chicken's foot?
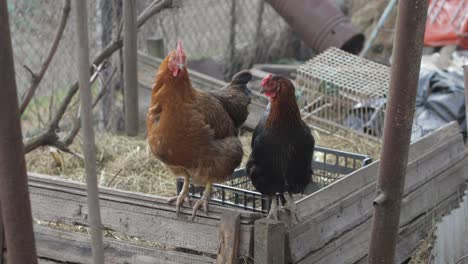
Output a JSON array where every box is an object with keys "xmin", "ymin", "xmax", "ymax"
[
  {"xmin": 191, "ymin": 182, "xmax": 212, "ymax": 221},
  {"xmin": 167, "ymin": 175, "xmax": 191, "ymax": 217},
  {"xmin": 283, "ymin": 193, "xmax": 299, "ymax": 224},
  {"xmin": 266, "ymin": 196, "xmax": 279, "ymax": 221}
]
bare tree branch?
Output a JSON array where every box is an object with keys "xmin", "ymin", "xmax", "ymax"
[
  {"xmin": 20, "ymin": 0, "xmax": 71, "ymax": 115},
  {"xmin": 23, "ymin": 0, "xmax": 173, "ymax": 154}
]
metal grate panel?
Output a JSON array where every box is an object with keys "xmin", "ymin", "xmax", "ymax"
[{"xmin": 296, "ymin": 47, "xmax": 391, "ymax": 139}]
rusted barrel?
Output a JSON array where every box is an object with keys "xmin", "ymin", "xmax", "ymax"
[{"xmin": 267, "ymin": 0, "xmax": 364, "ymax": 54}]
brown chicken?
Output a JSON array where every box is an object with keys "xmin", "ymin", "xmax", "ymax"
[{"xmin": 147, "ymin": 41, "xmax": 252, "ymax": 220}]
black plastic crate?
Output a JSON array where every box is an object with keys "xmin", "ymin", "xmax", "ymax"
[{"xmin": 176, "ymin": 146, "xmax": 372, "ymax": 213}]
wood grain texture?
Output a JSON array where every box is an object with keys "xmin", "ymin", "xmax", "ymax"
[
  {"xmin": 28, "ymin": 173, "xmax": 260, "ymax": 257},
  {"xmin": 296, "ymin": 159, "xmax": 468, "ymax": 264},
  {"xmin": 289, "ymin": 123, "xmax": 466, "ymax": 263},
  {"xmin": 254, "ymin": 218, "xmax": 286, "ymax": 264},
  {"xmin": 34, "ymin": 224, "xmax": 215, "ymax": 264},
  {"xmin": 216, "ymin": 211, "xmax": 240, "ymax": 264}
]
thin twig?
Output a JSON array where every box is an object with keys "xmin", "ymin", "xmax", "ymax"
[
  {"xmin": 106, "ymin": 169, "xmax": 122, "ymax": 187},
  {"xmin": 19, "ymin": 0, "xmax": 71, "ymax": 115}
]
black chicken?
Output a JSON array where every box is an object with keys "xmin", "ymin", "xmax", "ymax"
[{"xmin": 246, "ymin": 74, "xmax": 315, "ymax": 222}]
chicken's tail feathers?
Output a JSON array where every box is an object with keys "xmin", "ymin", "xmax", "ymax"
[{"xmin": 231, "ymin": 70, "xmax": 253, "ymax": 86}]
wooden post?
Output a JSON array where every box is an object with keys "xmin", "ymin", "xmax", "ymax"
[
  {"xmin": 74, "ymin": 1, "xmax": 105, "ymax": 263},
  {"xmin": 0, "ymin": 203, "xmax": 3, "ymax": 264},
  {"xmin": 217, "ymin": 211, "xmax": 241, "ymax": 264},
  {"xmin": 0, "ymin": 1, "xmax": 38, "ymax": 263},
  {"xmin": 123, "ymin": 0, "xmax": 139, "ymax": 136},
  {"xmin": 254, "ymin": 218, "xmax": 285, "ymax": 264}
]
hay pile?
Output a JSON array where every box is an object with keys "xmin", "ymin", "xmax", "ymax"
[
  {"xmin": 26, "ymin": 128, "xmax": 380, "ymax": 198},
  {"xmin": 408, "ymin": 227, "xmax": 435, "ymax": 264},
  {"xmin": 26, "ymin": 133, "xmax": 176, "ymax": 197},
  {"xmin": 26, "ymin": 132, "xmax": 256, "ymax": 198}
]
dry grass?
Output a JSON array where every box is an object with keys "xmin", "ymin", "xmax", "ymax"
[
  {"xmin": 26, "ymin": 132, "xmax": 256, "ymax": 198},
  {"xmin": 26, "ymin": 128, "xmax": 380, "ymax": 199},
  {"xmin": 409, "ymin": 227, "xmax": 436, "ymax": 264},
  {"xmin": 26, "ymin": 132, "xmax": 176, "ymax": 197}
]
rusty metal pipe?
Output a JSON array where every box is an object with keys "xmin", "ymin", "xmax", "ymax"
[
  {"xmin": 266, "ymin": 0, "xmax": 364, "ymax": 54},
  {"xmin": 0, "ymin": 0, "xmax": 38, "ymax": 263},
  {"xmin": 368, "ymin": 1, "xmax": 429, "ymax": 263}
]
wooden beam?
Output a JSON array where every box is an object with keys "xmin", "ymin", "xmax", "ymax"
[
  {"xmin": 254, "ymin": 219, "xmax": 285, "ymax": 264},
  {"xmin": 34, "ymin": 224, "xmax": 215, "ymax": 264},
  {"xmin": 289, "ymin": 128, "xmax": 465, "ymax": 263},
  {"xmin": 292, "ymin": 156, "xmax": 468, "ymax": 264},
  {"xmin": 28, "ymin": 173, "xmax": 260, "ymax": 257},
  {"xmin": 217, "ymin": 211, "xmax": 240, "ymax": 264},
  {"xmin": 123, "ymin": 0, "xmax": 139, "ymax": 136},
  {"xmin": 296, "ymin": 122, "xmax": 461, "ymax": 220}
]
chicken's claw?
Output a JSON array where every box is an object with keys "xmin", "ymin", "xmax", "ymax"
[
  {"xmin": 283, "ymin": 193, "xmax": 300, "ymax": 224},
  {"xmin": 266, "ymin": 196, "xmax": 279, "ymax": 221},
  {"xmin": 191, "ymin": 199, "xmax": 209, "ymax": 221},
  {"xmin": 266, "ymin": 207, "xmax": 279, "ymax": 221},
  {"xmin": 167, "ymin": 193, "xmax": 191, "ymax": 217}
]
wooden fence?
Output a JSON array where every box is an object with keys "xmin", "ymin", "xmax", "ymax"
[{"xmin": 288, "ymin": 122, "xmax": 467, "ymax": 263}]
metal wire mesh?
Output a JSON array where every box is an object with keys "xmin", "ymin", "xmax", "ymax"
[
  {"xmin": 136, "ymin": 0, "xmax": 297, "ymax": 80},
  {"xmin": 9, "ymin": 0, "xmax": 303, "ymax": 136},
  {"xmin": 296, "ymin": 47, "xmax": 391, "ymax": 140}
]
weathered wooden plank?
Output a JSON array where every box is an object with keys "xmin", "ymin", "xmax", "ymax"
[
  {"xmin": 395, "ymin": 192, "xmax": 464, "ymax": 263},
  {"xmin": 290, "ymin": 134, "xmax": 465, "ymax": 262},
  {"xmin": 216, "ymin": 211, "xmax": 240, "ymax": 264},
  {"xmin": 294, "ymin": 157, "xmax": 468, "ymax": 264},
  {"xmin": 28, "ymin": 173, "xmax": 259, "ymax": 257},
  {"xmin": 34, "ymin": 224, "xmax": 215, "ymax": 264},
  {"xmin": 296, "ymin": 122, "xmax": 461, "ymax": 220},
  {"xmin": 254, "ymin": 219, "xmax": 285, "ymax": 264}
]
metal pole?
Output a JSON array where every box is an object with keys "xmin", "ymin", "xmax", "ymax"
[
  {"xmin": 0, "ymin": 0, "xmax": 38, "ymax": 262},
  {"xmin": 368, "ymin": 1, "xmax": 429, "ymax": 263},
  {"xmin": 74, "ymin": 1, "xmax": 105, "ymax": 263},
  {"xmin": 360, "ymin": 0, "xmax": 398, "ymax": 58},
  {"xmin": 464, "ymin": 65, "xmax": 468, "ymax": 135},
  {"xmin": 123, "ymin": 0, "xmax": 139, "ymax": 136}
]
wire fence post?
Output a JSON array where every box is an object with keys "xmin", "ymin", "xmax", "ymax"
[
  {"xmin": 464, "ymin": 65, "xmax": 468, "ymax": 139},
  {"xmin": 368, "ymin": 1, "xmax": 429, "ymax": 263},
  {"xmin": 74, "ymin": 1, "xmax": 105, "ymax": 263},
  {"xmin": 123, "ymin": 0, "xmax": 139, "ymax": 136},
  {"xmin": 0, "ymin": 0, "xmax": 38, "ymax": 262}
]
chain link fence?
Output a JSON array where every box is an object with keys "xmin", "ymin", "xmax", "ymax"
[{"xmin": 8, "ymin": 0, "xmax": 312, "ymax": 136}]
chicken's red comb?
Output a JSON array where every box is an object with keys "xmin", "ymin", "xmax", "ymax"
[
  {"xmin": 176, "ymin": 40, "xmax": 184, "ymax": 56},
  {"xmin": 261, "ymin": 74, "xmax": 273, "ymax": 87}
]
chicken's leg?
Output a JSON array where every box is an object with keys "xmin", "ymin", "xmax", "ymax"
[
  {"xmin": 283, "ymin": 193, "xmax": 299, "ymax": 224},
  {"xmin": 167, "ymin": 175, "xmax": 191, "ymax": 216},
  {"xmin": 266, "ymin": 196, "xmax": 279, "ymax": 220},
  {"xmin": 191, "ymin": 181, "xmax": 212, "ymax": 221}
]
